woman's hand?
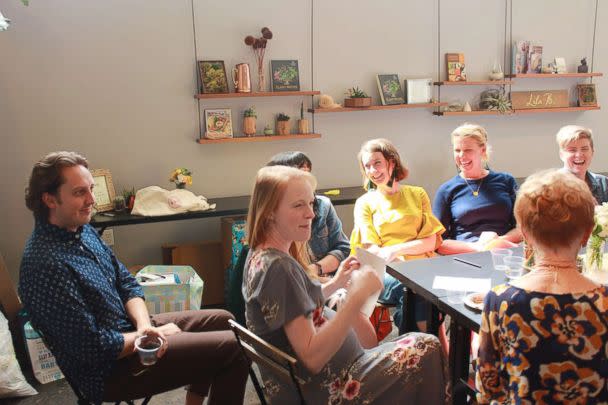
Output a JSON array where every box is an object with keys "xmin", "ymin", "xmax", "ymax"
[
  {"xmin": 368, "ymin": 245, "xmax": 399, "ymax": 263},
  {"xmin": 348, "ymin": 265, "xmax": 383, "ymax": 306},
  {"xmin": 333, "ymin": 256, "xmax": 360, "ymax": 288}
]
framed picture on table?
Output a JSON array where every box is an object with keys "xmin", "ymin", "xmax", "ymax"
[{"xmin": 91, "ymin": 169, "xmax": 116, "ymax": 212}]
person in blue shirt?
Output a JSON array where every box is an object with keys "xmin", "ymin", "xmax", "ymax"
[
  {"xmin": 433, "ymin": 123, "xmax": 521, "ymax": 254},
  {"xmin": 556, "ymin": 124, "xmax": 608, "ymax": 204},
  {"xmin": 18, "ymin": 151, "xmax": 248, "ymax": 405},
  {"xmin": 267, "ymin": 151, "xmax": 350, "ymax": 277}
]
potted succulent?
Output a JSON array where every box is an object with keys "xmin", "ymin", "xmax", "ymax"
[
  {"xmin": 297, "ymin": 102, "xmax": 309, "ymax": 134},
  {"xmin": 479, "ymin": 89, "xmax": 512, "ymax": 114},
  {"xmin": 276, "ymin": 113, "xmax": 290, "ymax": 135},
  {"xmin": 344, "ymin": 86, "xmax": 372, "ymax": 108},
  {"xmin": 122, "ymin": 187, "xmax": 136, "ymax": 212},
  {"xmin": 263, "ymin": 124, "xmax": 273, "ymax": 135},
  {"xmin": 243, "ymin": 106, "xmax": 256, "ymax": 136}
]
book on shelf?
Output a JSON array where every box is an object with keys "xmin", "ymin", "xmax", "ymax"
[
  {"xmin": 405, "ymin": 78, "xmax": 432, "ymax": 104},
  {"xmin": 270, "ymin": 60, "xmax": 300, "ymax": 92},
  {"xmin": 446, "ymin": 53, "xmax": 466, "ymax": 82},
  {"xmin": 527, "ymin": 45, "xmax": 543, "ymax": 74},
  {"xmin": 512, "ymin": 41, "xmax": 530, "ymax": 74},
  {"xmin": 376, "ymin": 74, "xmax": 404, "ymax": 105},
  {"xmin": 204, "ymin": 108, "xmax": 233, "ymax": 139}
]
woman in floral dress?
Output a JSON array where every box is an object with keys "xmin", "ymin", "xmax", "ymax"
[
  {"xmin": 243, "ymin": 165, "xmax": 449, "ymax": 404},
  {"xmin": 476, "ymin": 169, "xmax": 608, "ymax": 403}
]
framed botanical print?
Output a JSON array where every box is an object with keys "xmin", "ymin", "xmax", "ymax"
[
  {"xmin": 204, "ymin": 108, "xmax": 233, "ymax": 139},
  {"xmin": 577, "ymin": 84, "xmax": 597, "ymax": 107},
  {"xmin": 198, "ymin": 60, "xmax": 229, "ymax": 94},
  {"xmin": 90, "ymin": 169, "xmax": 116, "ymax": 212}
]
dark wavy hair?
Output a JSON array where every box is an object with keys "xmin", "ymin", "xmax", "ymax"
[
  {"xmin": 357, "ymin": 138, "xmax": 409, "ymax": 190},
  {"xmin": 266, "ymin": 151, "xmax": 312, "ymax": 171},
  {"xmin": 25, "ymin": 151, "xmax": 89, "ymax": 220}
]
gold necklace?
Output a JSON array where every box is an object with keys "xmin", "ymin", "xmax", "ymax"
[{"xmin": 462, "ymin": 176, "xmax": 484, "ymax": 197}]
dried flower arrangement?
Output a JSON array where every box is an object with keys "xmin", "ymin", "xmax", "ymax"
[{"xmin": 244, "ymin": 27, "xmax": 273, "ymax": 91}]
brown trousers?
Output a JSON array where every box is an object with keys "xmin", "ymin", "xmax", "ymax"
[{"xmin": 103, "ymin": 309, "xmax": 249, "ymax": 405}]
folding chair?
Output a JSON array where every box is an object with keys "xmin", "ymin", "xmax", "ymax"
[
  {"xmin": 29, "ymin": 320, "xmax": 152, "ymax": 405},
  {"xmin": 228, "ymin": 319, "xmax": 306, "ymax": 405}
]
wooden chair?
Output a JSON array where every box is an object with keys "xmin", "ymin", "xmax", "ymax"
[{"xmin": 228, "ymin": 319, "xmax": 306, "ymax": 405}]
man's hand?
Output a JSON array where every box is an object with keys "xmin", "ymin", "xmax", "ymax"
[{"xmin": 136, "ymin": 323, "xmax": 181, "ymax": 358}]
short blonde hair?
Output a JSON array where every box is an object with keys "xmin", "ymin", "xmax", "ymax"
[
  {"xmin": 247, "ymin": 165, "xmax": 316, "ymax": 271},
  {"xmin": 555, "ymin": 125, "xmax": 594, "ymax": 151},
  {"xmin": 358, "ymin": 138, "xmax": 409, "ymax": 190},
  {"xmin": 451, "ymin": 123, "xmax": 492, "ymax": 162},
  {"xmin": 514, "ymin": 169, "xmax": 595, "ymax": 248}
]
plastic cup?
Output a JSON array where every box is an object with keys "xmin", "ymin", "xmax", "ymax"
[
  {"xmin": 490, "ymin": 248, "xmax": 513, "ymax": 271},
  {"xmin": 504, "ymin": 256, "xmax": 526, "ymax": 279},
  {"xmin": 446, "ymin": 290, "xmax": 467, "ymax": 304},
  {"xmin": 134, "ymin": 335, "xmax": 163, "ymax": 366}
]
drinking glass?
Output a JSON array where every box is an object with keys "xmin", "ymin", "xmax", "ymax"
[
  {"xmin": 490, "ymin": 248, "xmax": 513, "ymax": 271},
  {"xmin": 504, "ymin": 256, "xmax": 526, "ymax": 279}
]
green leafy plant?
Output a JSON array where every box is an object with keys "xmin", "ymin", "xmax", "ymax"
[
  {"xmin": 479, "ymin": 89, "xmax": 512, "ymax": 114},
  {"xmin": 277, "ymin": 113, "xmax": 290, "ymax": 121},
  {"xmin": 244, "ymin": 106, "xmax": 257, "ymax": 118},
  {"xmin": 122, "ymin": 187, "xmax": 136, "ymax": 200},
  {"xmin": 346, "ymin": 87, "xmax": 369, "ymax": 98}
]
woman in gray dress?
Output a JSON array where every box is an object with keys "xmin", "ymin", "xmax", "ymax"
[{"xmin": 243, "ymin": 165, "xmax": 449, "ymax": 404}]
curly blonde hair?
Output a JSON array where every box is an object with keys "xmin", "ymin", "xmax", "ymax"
[
  {"xmin": 451, "ymin": 123, "xmax": 492, "ymax": 163},
  {"xmin": 514, "ymin": 169, "xmax": 595, "ymax": 248},
  {"xmin": 357, "ymin": 138, "xmax": 409, "ymax": 190}
]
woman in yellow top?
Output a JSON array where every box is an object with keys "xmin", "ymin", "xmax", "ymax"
[{"xmin": 351, "ymin": 138, "xmax": 445, "ymax": 329}]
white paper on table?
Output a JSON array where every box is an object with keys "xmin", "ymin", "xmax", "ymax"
[
  {"xmin": 355, "ymin": 247, "xmax": 386, "ymax": 317},
  {"xmin": 432, "ymin": 276, "xmax": 491, "ymax": 292}
]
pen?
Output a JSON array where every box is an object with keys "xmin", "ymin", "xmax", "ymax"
[{"xmin": 453, "ymin": 257, "xmax": 482, "ymax": 268}]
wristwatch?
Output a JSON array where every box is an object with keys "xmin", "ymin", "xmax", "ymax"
[{"xmin": 313, "ymin": 262, "xmax": 323, "ymax": 276}]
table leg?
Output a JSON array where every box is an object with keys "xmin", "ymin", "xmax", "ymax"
[
  {"xmin": 426, "ymin": 304, "xmax": 440, "ymax": 336},
  {"xmin": 449, "ymin": 319, "xmax": 472, "ymax": 405},
  {"xmin": 400, "ymin": 287, "xmax": 416, "ymax": 334}
]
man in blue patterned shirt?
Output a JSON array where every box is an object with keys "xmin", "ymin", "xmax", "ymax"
[{"xmin": 19, "ymin": 151, "xmax": 248, "ymax": 405}]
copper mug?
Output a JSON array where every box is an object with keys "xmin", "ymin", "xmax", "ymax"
[{"xmin": 232, "ymin": 63, "xmax": 251, "ymax": 93}]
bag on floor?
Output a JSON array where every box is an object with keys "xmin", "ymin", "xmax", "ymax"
[{"xmin": 369, "ymin": 305, "xmax": 392, "ymax": 342}]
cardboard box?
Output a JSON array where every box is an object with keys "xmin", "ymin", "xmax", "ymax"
[{"xmin": 162, "ymin": 241, "xmax": 224, "ymax": 305}]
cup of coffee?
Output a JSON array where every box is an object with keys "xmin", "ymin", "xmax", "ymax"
[{"xmin": 134, "ymin": 335, "xmax": 163, "ymax": 366}]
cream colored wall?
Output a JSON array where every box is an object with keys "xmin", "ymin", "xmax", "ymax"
[{"xmin": 0, "ymin": 0, "xmax": 605, "ymax": 283}]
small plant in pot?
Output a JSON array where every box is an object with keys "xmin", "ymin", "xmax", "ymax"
[
  {"xmin": 344, "ymin": 86, "xmax": 372, "ymax": 108},
  {"xmin": 276, "ymin": 113, "xmax": 290, "ymax": 135},
  {"xmin": 243, "ymin": 106, "xmax": 257, "ymax": 136},
  {"xmin": 479, "ymin": 88, "xmax": 512, "ymax": 114},
  {"xmin": 298, "ymin": 102, "xmax": 309, "ymax": 134}
]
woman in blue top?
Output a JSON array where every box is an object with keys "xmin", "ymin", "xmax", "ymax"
[{"xmin": 432, "ymin": 123, "xmax": 521, "ymax": 254}]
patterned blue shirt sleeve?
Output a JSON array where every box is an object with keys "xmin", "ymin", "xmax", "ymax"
[
  {"xmin": 20, "ymin": 258, "xmax": 124, "ymax": 373},
  {"xmin": 324, "ymin": 202, "xmax": 350, "ymax": 262}
]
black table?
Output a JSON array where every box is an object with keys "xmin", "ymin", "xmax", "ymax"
[
  {"xmin": 91, "ymin": 186, "xmax": 364, "ymax": 232},
  {"xmin": 387, "ymin": 250, "xmax": 520, "ymax": 405}
]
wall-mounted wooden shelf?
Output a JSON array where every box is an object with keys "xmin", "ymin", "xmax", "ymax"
[
  {"xmin": 514, "ymin": 106, "xmax": 600, "ymax": 114},
  {"xmin": 434, "ymin": 110, "xmax": 506, "ymax": 116},
  {"xmin": 309, "ymin": 102, "xmax": 447, "ymax": 113},
  {"xmin": 434, "ymin": 80, "xmax": 513, "ymax": 86},
  {"xmin": 506, "ymin": 73, "xmax": 603, "ymax": 78},
  {"xmin": 197, "ymin": 133, "xmax": 321, "ymax": 144},
  {"xmin": 195, "ymin": 91, "xmax": 320, "ymax": 99},
  {"xmin": 434, "ymin": 105, "xmax": 600, "ymax": 116}
]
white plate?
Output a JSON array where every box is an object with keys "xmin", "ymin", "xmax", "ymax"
[{"xmin": 463, "ymin": 292, "xmax": 486, "ymax": 311}]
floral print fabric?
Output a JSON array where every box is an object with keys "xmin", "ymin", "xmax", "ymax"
[
  {"xmin": 476, "ymin": 284, "xmax": 608, "ymax": 404},
  {"xmin": 243, "ymin": 248, "xmax": 449, "ymax": 404}
]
